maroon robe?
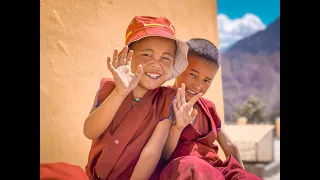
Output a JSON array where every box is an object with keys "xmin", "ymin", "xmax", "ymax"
[
  {"xmin": 86, "ymin": 78, "xmax": 176, "ymax": 180},
  {"xmin": 151, "ymin": 98, "xmax": 262, "ymax": 180},
  {"xmin": 40, "ymin": 162, "xmax": 89, "ymax": 180}
]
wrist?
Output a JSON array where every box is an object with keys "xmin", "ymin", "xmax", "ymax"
[
  {"xmin": 172, "ymin": 123, "xmax": 184, "ymax": 134},
  {"xmin": 111, "ymin": 89, "xmax": 128, "ymax": 100}
]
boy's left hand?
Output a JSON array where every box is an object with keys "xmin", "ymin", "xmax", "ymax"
[
  {"xmin": 172, "ymin": 83, "xmax": 202, "ymax": 130},
  {"xmin": 107, "ymin": 46, "xmax": 143, "ymax": 97}
]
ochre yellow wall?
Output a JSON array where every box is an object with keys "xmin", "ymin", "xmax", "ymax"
[{"xmin": 40, "ymin": 0, "xmax": 224, "ymax": 168}]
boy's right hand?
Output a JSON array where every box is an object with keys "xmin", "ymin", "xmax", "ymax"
[
  {"xmin": 172, "ymin": 83, "xmax": 202, "ymax": 131},
  {"xmin": 107, "ymin": 46, "xmax": 144, "ymax": 97}
]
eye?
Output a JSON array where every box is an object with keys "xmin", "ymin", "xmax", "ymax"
[
  {"xmin": 204, "ymin": 79, "xmax": 211, "ymax": 84},
  {"xmin": 189, "ymin": 73, "xmax": 196, "ymax": 77},
  {"xmin": 161, "ymin": 56, "xmax": 172, "ymax": 61},
  {"xmin": 142, "ymin": 53, "xmax": 152, "ymax": 57}
]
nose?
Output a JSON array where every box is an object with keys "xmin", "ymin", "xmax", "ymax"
[
  {"xmin": 149, "ymin": 57, "xmax": 162, "ymax": 68},
  {"xmin": 194, "ymin": 81, "xmax": 202, "ymax": 91},
  {"xmin": 150, "ymin": 63, "xmax": 161, "ymax": 68},
  {"xmin": 193, "ymin": 80, "xmax": 203, "ymax": 91}
]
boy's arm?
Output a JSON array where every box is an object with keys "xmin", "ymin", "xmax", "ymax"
[
  {"xmin": 161, "ymin": 122, "xmax": 183, "ymax": 160},
  {"xmin": 83, "ymin": 89, "xmax": 127, "ymax": 140},
  {"xmin": 83, "ymin": 47, "xmax": 143, "ymax": 140},
  {"xmin": 217, "ymin": 128, "xmax": 245, "ymax": 168},
  {"xmin": 162, "ymin": 84, "xmax": 201, "ymax": 160},
  {"xmin": 130, "ymin": 119, "xmax": 172, "ymax": 180}
]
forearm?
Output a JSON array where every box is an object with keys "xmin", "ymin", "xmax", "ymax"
[
  {"xmin": 231, "ymin": 146, "xmax": 244, "ymax": 168},
  {"xmin": 217, "ymin": 129, "xmax": 245, "ymax": 168},
  {"xmin": 130, "ymin": 149, "xmax": 161, "ymax": 180},
  {"xmin": 223, "ymin": 144, "xmax": 244, "ymax": 168},
  {"xmin": 83, "ymin": 90, "xmax": 127, "ymax": 140},
  {"xmin": 162, "ymin": 124, "xmax": 183, "ymax": 160},
  {"xmin": 130, "ymin": 119, "xmax": 172, "ymax": 180}
]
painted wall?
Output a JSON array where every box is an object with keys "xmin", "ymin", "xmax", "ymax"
[{"xmin": 40, "ymin": 0, "xmax": 224, "ymax": 168}]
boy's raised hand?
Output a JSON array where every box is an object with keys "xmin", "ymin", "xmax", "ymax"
[
  {"xmin": 107, "ymin": 46, "xmax": 144, "ymax": 96},
  {"xmin": 172, "ymin": 83, "xmax": 202, "ymax": 130}
]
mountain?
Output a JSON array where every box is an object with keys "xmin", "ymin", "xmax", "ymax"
[{"xmin": 221, "ymin": 17, "xmax": 280, "ymax": 122}]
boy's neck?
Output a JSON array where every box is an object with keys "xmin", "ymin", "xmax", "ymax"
[{"xmin": 132, "ymin": 85, "xmax": 149, "ymax": 100}]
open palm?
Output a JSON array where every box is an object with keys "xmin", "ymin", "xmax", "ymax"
[
  {"xmin": 107, "ymin": 46, "xmax": 143, "ymax": 96},
  {"xmin": 172, "ymin": 83, "xmax": 202, "ymax": 130}
]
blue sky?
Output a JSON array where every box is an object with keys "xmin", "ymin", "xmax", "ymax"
[
  {"xmin": 216, "ymin": 0, "xmax": 279, "ymax": 51},
  {"xmin": 217, "ymin": 0, "xmax": 280, "ymax": 25}
]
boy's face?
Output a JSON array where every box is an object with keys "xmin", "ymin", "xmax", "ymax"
[
  {"xmin": 130, "ymin": 36, "xmax": 176, "ymax": 90},
  {"xmin": 175, "ymin": 55, "xmax": 219, "ymax": 102}
]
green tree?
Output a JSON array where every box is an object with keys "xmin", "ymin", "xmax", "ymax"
[{"xmin": 231, "ymin": 95, "xmax": 267, "ymax": 124}]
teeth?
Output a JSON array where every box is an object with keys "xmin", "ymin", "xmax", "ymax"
[
  {"xmin": 187, "ymin": 90, "xmax": 197, "ymax": 95},
  {"xmin": 146, "ymin": 73, "xmax": 161, "ymax": 79}
]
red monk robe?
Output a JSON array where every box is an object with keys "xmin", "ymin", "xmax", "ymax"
[
  {"xmin": 40, "ymin": 162, "xmax": 89, "ymax": 180},
  {"xmin": 151, "ymin": 98, "xmax": 262, "ymax": 180},
  {"xmin": 86, "ymin": 78, "xmax": 176, "ymax": 180}
]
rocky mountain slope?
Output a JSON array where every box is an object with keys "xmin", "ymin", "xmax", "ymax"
[{"xmin": 221, "ymin": 17, "xmax": 280, "ymax": 122}]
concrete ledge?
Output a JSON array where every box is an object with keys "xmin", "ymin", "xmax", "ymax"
[
  {"xmin": 264, "ymin": 161, "xmax": 280, "ymax": 177},
  {"xmin": 244, "ymin": 163, "xmax": 265, "ymax": 178},
  {"xmin": 244, "ymin": 161, "xmax": 280, "ymax": 178}
]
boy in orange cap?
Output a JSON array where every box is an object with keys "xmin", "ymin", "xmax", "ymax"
[
  {"xmin": 40, "ymin": 15, "xmax": 201, "ymax": 180},
  {"xmin": 83, "ymin": 15, "xmax": 199, "ymax": 180}
]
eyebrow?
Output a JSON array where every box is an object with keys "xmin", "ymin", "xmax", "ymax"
[
  {"xmin": 190, "ymin": 69, "xmax": 200, "ymax": 73},
  {"xmin": 190, "ymin": 69, "xmax": 212, "ymax": 81},
  {"xmin": 140, "ymin": 49, "xmax": 174, "ymax": 58}
]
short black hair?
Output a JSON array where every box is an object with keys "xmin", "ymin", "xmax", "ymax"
[{"xmin": 186, "ymin": 38, "xmax": 220, "ymax": 65}]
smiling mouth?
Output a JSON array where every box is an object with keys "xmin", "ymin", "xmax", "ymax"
[
  {"xmin": 186, "ymin": 89, "xmax": 198, "ymax": 95},
  {"xmin": 145, "ymin": 72, "xmax": 161, "ymax": 79}
]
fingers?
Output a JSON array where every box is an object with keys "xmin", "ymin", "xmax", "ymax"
[
  {"xmin": 112, "ymin": 49, "xmax": 119, "ymax": 68},
  {"xmin": 175, "ymin": 88, "xmax": 182, "ymax": 110},
  {"xmin": 187, "ymin": 93, "xmax": 202, "ymax": 108},
  {"xmin": 173, "ymin": 98, "xmax": 178, "ymax": 114},
  {"xmin": 191, "ymin": 109, "xmax": 198, "ymax": 119},
  {"xmin": 111, "ymin": 47, "xmax": 132, "ymax": 68},
  {"xmin": 118, "ymin": 46, "xmax": 129, "ymax": 66},
  {"xmin": 134, "ymin": 64, "xmax": 144, "ymax": 79},
  {"xmin": 180, "ymin": 83, "xmax": 186, "ymax": 105},
  {"xmin": 186, "ymin": 109, "xmax": 198, "ymax": 124},
  {"xmin": 107, "ymin": 57, "xmax": 116, "ymax": 75},
  {"xmin": 126, "ymin": 50, "xmax": 134, "ymax": 67}
]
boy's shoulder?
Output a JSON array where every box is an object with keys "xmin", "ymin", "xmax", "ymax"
[
  {"xmin": 199, "ymin": 97, "xmax": 216, "ymax": 109},
  {"xmin": 99, "ymin": 78, "xmax": 115, "ymax": 87},
  {"xmin": 199, "ymin": 97, "xmax": 221, "ymax": 128},
  {"xmin": 158, "ymin": 85, "xmax": 176, "ymax": 98}
]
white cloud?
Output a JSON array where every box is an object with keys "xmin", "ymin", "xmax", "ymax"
[{"xmin": 218, "ymin": 13, "xmax": 266, "ymax": 50}]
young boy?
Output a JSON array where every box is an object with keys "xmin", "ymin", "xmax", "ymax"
[
  {"xmin": 82, "ymin": 16, "xmax": 203, "ymax": 180},
  {"xmin": 40, "ymin": 16, "xmax": 201, "ymax": 180},
  {"xmin": 152, "ymin": 38, "xmax": 262, "ymax": 180}
]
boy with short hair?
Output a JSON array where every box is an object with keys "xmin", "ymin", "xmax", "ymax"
[{"xmin": 154, "ymin": 38, "xmax": 262, "ymax": 180}]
